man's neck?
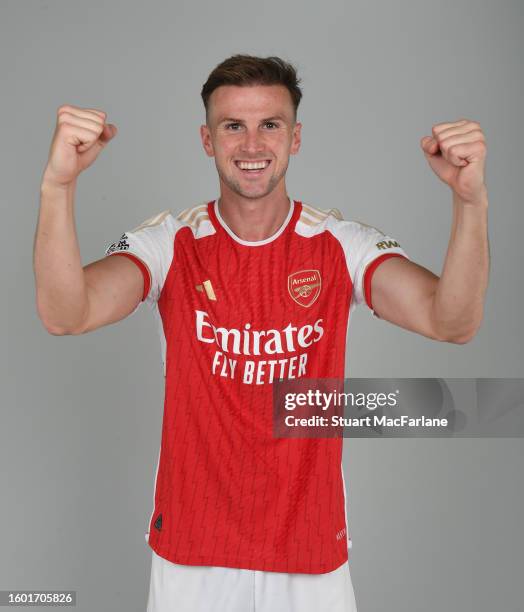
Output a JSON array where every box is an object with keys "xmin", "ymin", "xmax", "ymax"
[{"xmin": 216, "ymin": 190, "xmax": 292, "ymax": 242}]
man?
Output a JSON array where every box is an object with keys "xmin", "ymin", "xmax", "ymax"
[{"xmin": 33, "ymin": 54, "xmax": 489, "ymax": 612}]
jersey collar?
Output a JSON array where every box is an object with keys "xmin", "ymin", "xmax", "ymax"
[{"xmin": 209, "ymin": 197, "xmax": 298, "ymax": 247}]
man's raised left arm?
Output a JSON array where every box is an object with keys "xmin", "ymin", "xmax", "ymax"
[{"xmin": 368, "ymin": 118, "xmax": 489, "ymax": 344}]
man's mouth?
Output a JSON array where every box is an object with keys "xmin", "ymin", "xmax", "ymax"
[{"xmin": 234, "ymin": 159, "xmax": 272, "ymax": 175}]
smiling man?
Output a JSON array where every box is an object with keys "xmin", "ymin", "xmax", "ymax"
[
  {"xmin": 201, "ymin": 80, "xmax": 299, "ymax": 225},
  {"xmin": 34, "ymin": 54, "xmax": 490, "ymax": 612}
]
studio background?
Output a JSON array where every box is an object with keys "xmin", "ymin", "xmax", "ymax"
[{"xmin": 2, "ymin": 0, "xmax": 523, "ymax": 610}]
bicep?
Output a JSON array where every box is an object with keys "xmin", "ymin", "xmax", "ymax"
[
  {"xmin": 367, "ymin": 256, "xmax": 444, "ymax": 341},
  {"xmin": 72, "ymin": 254, "xmax": 149, "ymax": 334}
]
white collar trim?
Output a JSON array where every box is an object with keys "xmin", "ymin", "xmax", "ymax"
[{"xmin": 213, "ymin": 198, "xmax": 294, "ymax": 246}]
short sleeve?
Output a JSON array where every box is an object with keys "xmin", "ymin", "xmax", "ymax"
[
  {"xmin": 104, "ymin": 210, "xmax": 177, "ymax": 310},
  {"xmin": 334, "ymin": 220, "xmax": 410, "ymax": 317}
]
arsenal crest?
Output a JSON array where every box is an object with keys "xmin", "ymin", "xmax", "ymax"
[{"xmin": 288, "ymin": 269, "xmax": 322, "ymax": 308}]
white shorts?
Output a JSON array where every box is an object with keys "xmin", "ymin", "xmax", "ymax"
[{"xmin": 146, "ymin": 550, "xmax": 357, "ymax": 612}]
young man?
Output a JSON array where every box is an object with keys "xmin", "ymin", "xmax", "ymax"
[{"xmin": 33, "ymin": 54, "xmax": 489, "ymax": 612}]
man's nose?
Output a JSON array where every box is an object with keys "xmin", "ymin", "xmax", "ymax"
[{"xmin": 240, "ymin": 129, "xmax": 265, "ymax": 155}]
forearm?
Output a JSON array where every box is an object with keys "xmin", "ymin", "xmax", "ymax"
[
  {"xmin": 432, "ymin": 188, "xmax": 490, "ymax": 342},
  {"xmin": 33, "ymin": 178, "xmax": 89, "ymax": 333}
]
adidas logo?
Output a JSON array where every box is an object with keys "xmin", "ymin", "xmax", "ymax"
[{"xmin": 195, "ymin": 279, "xmax": 217, "ymax": 301}]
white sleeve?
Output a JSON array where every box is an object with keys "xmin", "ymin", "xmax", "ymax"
[
  {"xmin": 104, "ymin": 210, "xmax": 178, "ymax": 310},
  {"xmin": 331, "ymin": 220, "xmax": 410, "ymax": 315}
]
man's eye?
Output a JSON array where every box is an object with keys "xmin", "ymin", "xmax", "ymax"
[{"xmin": 224, "ymin": 122, "xmax": 279, "ymax": 130}]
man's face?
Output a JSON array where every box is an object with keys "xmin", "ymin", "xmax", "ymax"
[{"xmin": 200, "ymin": 84, "xmax": 302, "ymax": 200}]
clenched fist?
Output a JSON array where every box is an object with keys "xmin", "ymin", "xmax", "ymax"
[
  {"xmin": 42, "ymin": 104, "xmax": 117, "ymax": 188},
  {"xmin": 420, "ymin": 118, "xmax": 487, "ymax": 204}
]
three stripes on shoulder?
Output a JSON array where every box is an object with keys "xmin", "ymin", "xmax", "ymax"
[{"xmin": 300, "ymin": 202, "xmax": 344, "ymax": 225}]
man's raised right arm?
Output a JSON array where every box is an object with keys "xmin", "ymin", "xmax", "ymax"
[{"xmin": 33, "ymin": 105, "xmax": 144, "ymax": 335}]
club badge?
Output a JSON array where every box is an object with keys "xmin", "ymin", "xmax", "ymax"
[{"xmin": 288, "ymin": 269, "xmax": 322, "ymax": 308}]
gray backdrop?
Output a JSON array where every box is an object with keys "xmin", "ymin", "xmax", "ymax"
[{"xmin": 2, "ymin": 0, "xmax": 523, "ymax": 610}]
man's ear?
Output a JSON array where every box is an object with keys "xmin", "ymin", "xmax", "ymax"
[
  {"xmin": 200, "ymin": 124, "xmax": 215, "ymax": 157},
  {"xmin": 290, "ymin": 121, "xmax": 302, "ymax": 155}
]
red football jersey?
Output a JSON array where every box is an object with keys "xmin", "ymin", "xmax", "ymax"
[{"xmin": 104, "ymin": 198, "xmax": 409, "ymax": 573}]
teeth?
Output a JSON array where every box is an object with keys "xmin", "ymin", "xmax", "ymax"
[{"xmin": 236, "ymin": 160, "xmax": 270, "ymax": 170}]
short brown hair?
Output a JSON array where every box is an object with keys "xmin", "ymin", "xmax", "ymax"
[{"xmin": 201, "ymin": 54, "xmax": 303, "ymax": 123}]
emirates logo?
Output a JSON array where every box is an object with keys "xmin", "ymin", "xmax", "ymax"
[{"xmin": 288, "ymin": 269, "xmax": 322, "ymax": 308}]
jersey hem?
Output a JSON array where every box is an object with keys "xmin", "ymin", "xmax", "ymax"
[
  {"xmin": 363, "ymin": 252, "xmax": 408, "ymax": 312},
  {"xmin": 108, "ymin": 251, "xmax": 152, "ymax": 301},
  {"xmin": 146, "ymin": 539, "xmax": 349, "ymax": 575}
]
